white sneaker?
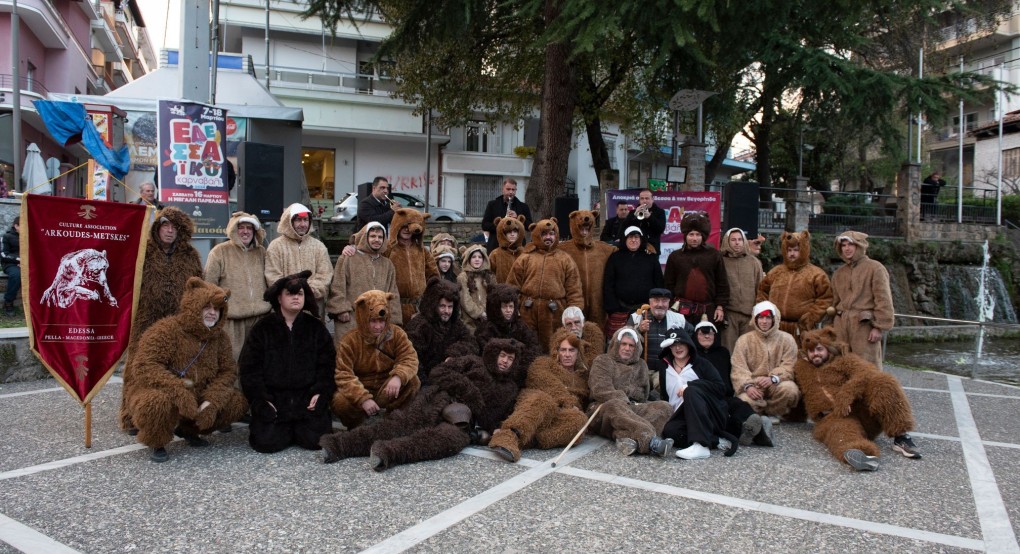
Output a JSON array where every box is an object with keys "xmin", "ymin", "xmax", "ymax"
[
  {"xmin": 675, "ymin": 443, "xmax": 711, "ymax": 460},
  {"xmin": 717, "ymin": 437, "xmax": 732, "ymax": 451}
]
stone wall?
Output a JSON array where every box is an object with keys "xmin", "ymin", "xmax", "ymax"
[{"xmin": 0, "ymin": 330, "xmax": 47, "ymax": 383}]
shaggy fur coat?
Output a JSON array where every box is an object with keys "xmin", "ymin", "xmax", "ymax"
[
  {"xmin": 126, "ymin": 278, "xmax": 248, "ymax": 448},
  {"xmin": 731, "ymin": 302, "xmax": 801, "ymax": 417},
  {"xmin": 204, "ymin": 212, "xmax": 271, "ymax": 359},
  {"xmin": 506, "ymin": 218, "xmax": 584, "ymax": 349},
  {"xmin": 488, "ymin": 215, "xmax": 526, "ymax": 283},
  {"xmin": 239, "ymin": 309, "xmax": 336, "ymax": 453},
  {"xmin": 487, "ymin": 328, "xmax": 590, "ymax": 462},
  {"xmin": 456, "ymin": 244, "xmax": 493, "ymax": 333},
  {"xmin": 795, "ymin": 328, "xmax": 915, "ymax": 464},
  {"xmin": 326, "ymin": 222, "xmax": 401, "ymax": 340},
  {"xmin": 589, "ymin": 329, "xmax": 673, "ymax": 453},
  {"xmin": 757, "ymin": 230, "xmax": 833, "ymax": 341},
  {"xmin": 720, "ymin": 227, "xmax": 764, "ymax": 352},
  {"xmin": 386, "ymin": 208, "xmax": 439, "ymax": 322},
  {"xmin": 474, "ymin": 283, "xmax": 541, "ymax": 370},
  {"xmin": 663, "ymin": 212, "xmax": 729, "ymax": 312},
  {"xmin": 558, "ymin": 210, "xmax": 616, "ymax": 327},
  {"xmin": 830, "ymin": 231, "xmax": 894, "ymax": 368},
  {"xmin": 330, "ymin": 290, "xmax": 421, "ymax": 428},
  {"xmin": 320, "ymin": 338, "xmax": 526, "ymax": 471},
  {"xmin": 265, "ymin": 204, "xmax": 333, "ymax": 301},
  {"xmin": 405, "ymin": 277, "xmax": 478, "ymax": 384}
]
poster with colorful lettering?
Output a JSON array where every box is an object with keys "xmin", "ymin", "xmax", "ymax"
[
  {"xmin": 21, "ymin": 195, "xmax": 149, "ymax": 404},
  {"xmin": 605, "ymin": 190, "xmax": 721, "ymax": 267},
  {"xmin": 156, "ymin": 100, "xmax": 230, "ymax": 238}
]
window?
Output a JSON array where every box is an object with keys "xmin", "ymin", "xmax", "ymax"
[
  {"xmin": 603, "ymin": 135, "xmax": 618, "ymax": 170},
  {"xmin": 465, "ymin": 174, "xmax": 503, "ymax": 215},
  {"xmin": 1004, "ymin": 147, "xmax": 1020, "ymax": 179},
  {"xmin": 466, "ymin": 120, "xmax": 493, "ymax": 153},
  {"xmin": 628, "ymin": 160, "xmax": 651, "ymax": 187},
  {"xmin": 301, "ymin": 147, "xmax": 336, "ymax": 215},
  {"xmin": 952, "ymin": 113, "xmax": 978, "ymax": 132}
]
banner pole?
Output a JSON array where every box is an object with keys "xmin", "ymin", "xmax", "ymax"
[{"xmin": 84, "ymin": 401, "xmax": 92, "ymax": 448}]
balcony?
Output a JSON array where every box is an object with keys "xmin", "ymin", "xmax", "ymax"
[
  {"xmin": 2, "ymin": 0, "xmax": 71, "ymax": 48},
  {"xmin": 252, "ymin": 64, "xmax": 399, "ymax": 98},
  {"xmin": 936, "ymin": 15, "xmax": 1020, "ymax": 55}
]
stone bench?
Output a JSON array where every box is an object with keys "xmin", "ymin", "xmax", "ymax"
[{"xmin": 0, "ymin": 327, "xmax": 47, "ymax": 382}]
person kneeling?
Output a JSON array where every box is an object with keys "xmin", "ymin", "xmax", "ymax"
[
  {"xmin": 127, "ymin": 278, "xmax": 248, "ymax": 462},
  {"xmin": 240, "ymin": 271, "xmax": 336, "ymax": 453}
]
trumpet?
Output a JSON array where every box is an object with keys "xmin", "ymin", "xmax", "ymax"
[{"xmin": 635, "ymin": 205, "xmax": 651, "ymax": 220}]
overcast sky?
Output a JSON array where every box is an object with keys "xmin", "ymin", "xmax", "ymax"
[{"xmin": 139, "ymin": 1, "xmax": 180, "ymax": 51}]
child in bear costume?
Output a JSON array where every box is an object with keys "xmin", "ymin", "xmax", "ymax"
[
  {"xmin": 474, "ymin": 283, "xmax": 541, "ymax": 371},
  {"xmin": 506, "ymin": 218, "xmax": 584, "ymax": 349},
  {"xmin": 558, "ymin": 210, "xmax": 616, "ymax": 327},
  {"xmin": 386, "ymin": 208, "xmax": 439, "ymax": 323},
  {"xmin": 795, "ymin": 328, "xmax": 919, "ymax": 471},
  {"xmin": 488, "ymin": 214, "xmax": 527, "ymax": 283},
  {"xmin": 127, "ymin": 278, "xmax": 248, "ymax": 462},
  {"xmin": 320, "ymin": 338, "xmax": 526, "ymax": 471}
]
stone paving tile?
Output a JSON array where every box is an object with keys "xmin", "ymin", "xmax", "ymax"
[
  {"xmin": 409, "ymin": 473, "xmax": 975, "ymax": 553},
  {"xmin": 0, "ymin": 380, "xmax": 64, "ymax": 395},
  {"xmin": 0, "ymin": 434, "xmax": 527, "ymax": 553},
  {"xmin": 968, "ymin": 395, "xmax": 1020, "ymax": 445},
  {"xmin": 0, "ymin": 383, "xmax": 132, "ymax": 473},
  {"xmin": 567, "ymin": 432, "xmax": 977, "ymax": 541},
  {"xmin": 962, "ymin": 378, "xmax": 1020, "ymax": 397},
  {"xmin": 987, "ymin": 446, "xmax": 1020, "ymax": 539},
  {"xmin": 906, "ymin": 389, "xmax": 961, "ymax": 438},
  {"xmin": 888, "ymin": 366, "xmax": 950, "ymax": 391}
]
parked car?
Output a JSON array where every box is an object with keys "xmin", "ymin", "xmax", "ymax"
[{"xmin": 331, "ymin": 191, "xmax": 466, "ymax": 223}]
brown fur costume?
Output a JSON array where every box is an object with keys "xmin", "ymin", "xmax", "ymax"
[
  {"xmin": 404, "ymin": 277, "xmax": 478, "ymax": 384},
  {"xmin": 127, "ymin": 278, "xmax": 248, "ymax": 449},
  {"xmin": 385, "ymin": 208, "xmax": 439, "ymax": 323},
  {"xmin": 558, "ymin": 210, "xmax": 616, "ymax": 327},
  {"xmin": 120, "ymin": 207, "xmax": 203, "ymax": 430},
  {"xmin": 663, "ymin": 212, "xmax": 729, "ymax": 316},
  {"xmin": 795, "ymin": 328, "xmax": 915, "ymax": 464},
  {"xmin": 756, "ymin": 230, "xmax": 832, "ymax": 342},
  {"xmin": 265, "ymin": 203, "xmax": 333, "ymax": 301},
  {"xmin": 474, "ymin": 283, "xmax": 541, "ymax": 370},
  {"xmin": 487, "ymin": 328, "xmax": 590, "ymax": 462},
  {"xmin": 456, "ymin": 244, "xmax": 493, "ymax": 333},
  {"xmin": 506, "ymin": 218, "xmax": 584, "ymax": 349},
  {"xmin": 589, "ymin": 328, "xmax": 673, "ymax": 453},
  {"xmin": 720, "ymin": 227, "xmax": 763, "ymax": 352},
  {"xmin": 830, "ymin": 231, "xmax": 894, "ymax": 369},
  {"xmin": 488, "ymin": 215, "xmax": 526, "ymax": 283},
  {"xmin": 326, "ymin": 221, "xmax": 401, "ymax": 342},
  {"xmin": 330, "ymin": 290, "xmax": 422, "ymax": 429},
  {"xmin": 731, "ymin": 301, "xmax": 801, "ymax": 416},
  {"xmin": 320, "ymin": 339, "xmax": 526, "ymax": 470},
  {"xmin": 557, "ymin": 315, "xmax": 606, "ymax": 372},
  {"xmin": 204, "ymin": 211, "xmax": 271, "ymax": 360}
]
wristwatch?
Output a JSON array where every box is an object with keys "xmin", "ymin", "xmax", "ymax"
[{"xmin": 770, "ymin": 375, "xmax": 780, "ymax": 385}]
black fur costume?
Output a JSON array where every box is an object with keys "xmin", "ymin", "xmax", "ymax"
[
  {"xmin": 320, "ymin": 338, "xmax": 526, "ymax": 471},
  {"xmin": 404, "ymin": 277, "xmax": 478, "ymax": 385},
  {"xmin": 473, "ymin": 283, "xmax": 541, "ymax": 371}
]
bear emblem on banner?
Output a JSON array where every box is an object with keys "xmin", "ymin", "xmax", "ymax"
[{"xmin": 40, "ymin": 249, "xmax": 118, "ymax": 309}]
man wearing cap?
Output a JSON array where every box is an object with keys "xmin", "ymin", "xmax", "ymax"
[
  {"xmin": 603, "ymin": 226, "xmax": 664, "ymax": 339},
  {"xmin": 326, "ymin": 221, "xmax": 401, "ymax": 343},
  {"xmin": 730, "ymin": 301, "xmax": 800, "ymax": 419},
  {"xmin": 205, "ymin": 211, "xmax": 271, "ymax": 360},
  {"xmin": 663, "ymin": 212, "xmax": 729, "ymax": 325},
  {"xmin": 830, "ymin": 231, "xmax": 894, "ymax": 369},
  {"xmin": 265, "ymin": 203, "xmax": 333, "ymax": 306},
  {"xmin": 626, "ymin": 288, "xmax": 693, "ymax": 391}
]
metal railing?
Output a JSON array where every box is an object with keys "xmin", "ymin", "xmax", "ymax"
[
  {"xmin": 251, "ymin": 64, "xmax": 397, "ymax": 97},
  {"xmin": 757, "ymin": 186, "xmax": 901, "ymax": 237},
  {"xmin": 0, "ymin": 75, "xmax": 50, "ymax": 96},
  {"xmin": 884, "ymin": 313, "xmax": 1020, "ymax": 376}
]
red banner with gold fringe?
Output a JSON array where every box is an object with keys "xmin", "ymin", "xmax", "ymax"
[{"xmin": 21, "ymin": 195, "xmax": 149, "ymax": 404}]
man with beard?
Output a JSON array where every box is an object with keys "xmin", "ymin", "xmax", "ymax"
[
  {"xmin": 482, "ymin": 177, "xmax": 533, "ymax": 253},
  {"xmin": 796, "ymin": 328, "xmax": 919, "ymax": 471},
  {"xmin": 330, "ymin": 290, "xmax": 421, "ymax": 429},
  {"xmin": 320, "ymin": 339, "xmax": 527, "ymax": 471},
  {"xmin": 474, "ymin": 283, "xmax": 541, "ymax": 371},
  {"xmin": 663, "ymin": 212, "xmax": 729, "ymax": 325},
  {"xmin": 240, "ymin": 271, "xmax": 335, "ymax": 453},
  {"xmin": 626, "ymin": 288, "xmax": 693, "ymax": 389},
  {"xmin": 507, "ymin": 218, "xmax": 583, "ymax": 348},
  {"xmin": 588, "ymin": 328, "xmax": 674, "ymax": 457},
  {"xmin": 265, "ymin": 203, "xmax": 333, "ymax": 306},
  {"xmin": 327, "ymin": 222, "xmax": 401, "ymax": 343},
  {"xmin": 405, "ymin": 277, "xmax": 477, "ymax": 385},
  {"xmin": 204, "ymin": 212, "xmax": 271, "ymax": 360},
  {"xmin": 558, "ymin": 210, "xmax": 616, "ymax": 327}
]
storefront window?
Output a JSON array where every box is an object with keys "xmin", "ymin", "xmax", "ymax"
[{"xmin": 302, "ymin": 147, "xmax": 336, "ymax": 218}]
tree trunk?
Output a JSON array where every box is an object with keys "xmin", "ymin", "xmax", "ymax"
[
  {"xmin": 585, "ymin": 114, "xmax": 611, "ymax": 185},
  {"xmin": 525, "ymin": 0, "xmax": 577, "ymax": 220},
  {"xmin": 704, "ymin": 131, "xmax": 735, "ymax": 185}
]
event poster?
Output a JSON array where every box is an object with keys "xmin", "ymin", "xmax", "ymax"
[
  {"xmin": 605, "ymin": 189, "xmax": 722, "ymax": 266},
  {"xmin": 157, "ymin": 100, "xmax": 230, "ymax": 237},
  {"xmin": 21, "ymin": 195, "xmax": 149, "ymax": 404}
]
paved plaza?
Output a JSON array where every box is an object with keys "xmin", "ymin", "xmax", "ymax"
[{"xmin": 1, "ymin": 365, "xmax": 1018, "ymax": 553}]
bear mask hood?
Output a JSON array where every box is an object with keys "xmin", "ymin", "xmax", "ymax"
[
  {"xmin": 151, "ymin": 206, "xmax": 195, "ymax": 249},
  {"xmin": 177, "ymin": 277, "xmax": 230, "ymax": 339},
  {"xmin": 495, "ymin": 215, "xmax": 527, "ymax": 251},
  {"xmin": 567, "ymin": 210, "xmax": 598, "ymax": 248},
  {"xmin": 780, "ymin": 230, "xmax": 812, "ymax": 270},
  {"xmin": 482, "ymin": 338, "xmax": 526, "ymax": 383},
  {"xmin": 417, "ymin": 276, "xmax": 462, "ymax": 325},
  {"xmin": 354, "ymin": 289, "xmax": 395, "ymax": 343},
  {"xmin": 527, "ymin": 218, "xmax": 560, "ymax": 253},
  {"xmin": 834, "ymin": 230, "xmax": 869, "ymax": 264},
  {"xmin": 388, "ymin": 208, "xmax": 429, "ymax": 247}
]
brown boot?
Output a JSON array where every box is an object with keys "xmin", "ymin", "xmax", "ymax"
[{"xmin": 488, "ymin": 428, "xmax": 521, "ymax": 463}]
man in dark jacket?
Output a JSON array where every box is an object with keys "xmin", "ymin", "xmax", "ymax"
[
  {"xmin": 618, "ymin": 189, "xmax": 666, "ymax": 254},
  {"xmin": 1, "ymin": 217, "xmax": 20, "ymax": 316},
  {"xmin": 603, "ymin": 226, "xmax": 663, "ymax": 338},
  {"xmin": 405, "ymin": 277, "xmax": 477, "ymax": 385},
  {"xmin": 920, "ymin": 172, "xmax": 946, "ymax": 221},
  {"xmin": 240, "ymin": 271, "xmax": 336, "ymax": 453},
  {"xmin": 600, "ymin": 203, "xmax": 631, "ymax": 245},
  {"xmin": 482, "ymin": 178, "xmax": 532, "ymax": 252},
  {"xmin": 357, "ymin": 176, "xmax": 397, "ymax": 230}
]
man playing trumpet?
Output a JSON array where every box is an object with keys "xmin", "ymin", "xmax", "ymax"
[
  {"xmin": 357, "ymin": 176, "xmax": 399, "ymax": 231},
  {"xmin": 618, "ymin": 189, "xmax": 666, "ymax": 255}
]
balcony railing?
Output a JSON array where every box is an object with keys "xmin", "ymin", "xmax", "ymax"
[
  {"xmin": 0, "ymin": 75, "xmax": 51, "ymax": 97},
  {"xmin": 252, "ymin": 64, "xmax": 398, "ymax": 97}
]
